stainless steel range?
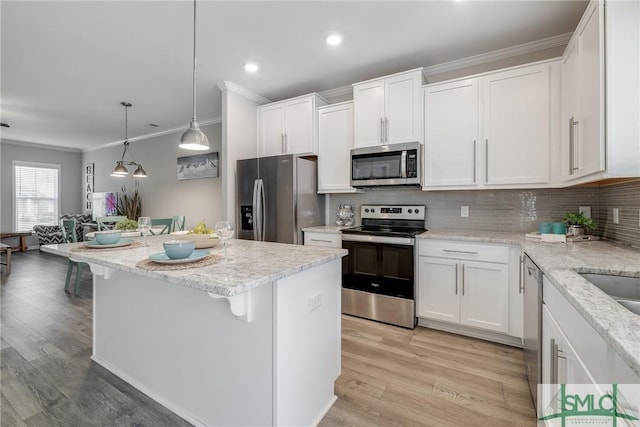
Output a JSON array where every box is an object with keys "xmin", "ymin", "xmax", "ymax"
[{"xmin": 341, "ymin": 204, "xmax": 426, "ymax": 329}]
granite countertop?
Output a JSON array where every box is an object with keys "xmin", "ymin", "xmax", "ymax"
[
  {"xmin": 521, "ymin": 240, "xmax": 640, "ymax": 377},
  {"xmin": 41, "ymin": 235, "xmax": 347, "ymax": 298},
  {"xmin": 416, "ymin": 230, "xmax": 526, "ymax": 245}
]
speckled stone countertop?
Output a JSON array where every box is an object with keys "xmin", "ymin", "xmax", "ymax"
[
  {"xmin": 417, "ymin": 230, "xmax": 640, "ymax": 376},
  {"xmin": 42, "ymin": 236, "xmax": 347, "ymax": 298},
  {"xmin": 521, "ymin": 240, "xmax": 640, "ymax": 377},
  {"xmin": 416, "ymin": 230, "xmax": 526, "ymax": 245}
]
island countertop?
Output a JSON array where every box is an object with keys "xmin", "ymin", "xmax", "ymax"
[{"xmin": 42, "ymin": 235, "xmax": 347, "ymax": 297}]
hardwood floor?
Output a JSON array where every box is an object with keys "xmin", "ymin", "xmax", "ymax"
[
  {"xmin": 1, "ymin": 251, "xmax": 535, "ymax": 426},
  {"xmin": 1, "ymin": 251, "xmax": 192, "ymax": 427},
  {"xmin": 319, "ymin": 316, "xmax": 536, "ymax": 427}
]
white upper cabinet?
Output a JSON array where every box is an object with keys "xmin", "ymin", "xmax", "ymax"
[
  {"xmin": 424, "ymin": 79, "xmax": 478, "ymax": 186},
  {"xmin": 317, "ymin": 102, "xmax": 356, "ymax": 193},
  {"xmin": 561, "ymin": 0, "xmax": 640, "ymax": 184},
  {"xmin": 423, "ymin": 61, "xmax": 557, "ymax": 190},
  {"xmin": 561, "ymin": 0, "xmax": 605, "ymax": 181},
  {"xmin": 257, "ymin": 94, "xmax": 327, "ymax": 157},
  {"xmin": 353, "ymin": 69, "xmax": 424, "ymax": 148},
  {"xmin": 484, "ymin": 64, "xmax": 550, "ymax": 185}
]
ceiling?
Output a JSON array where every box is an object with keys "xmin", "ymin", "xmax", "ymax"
[{"xmin": 1, "ymin": 0, "xmax": 587, "ymax": 152}]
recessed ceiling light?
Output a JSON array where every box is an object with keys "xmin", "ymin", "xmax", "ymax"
[
  {"xmin": 326, "ymin": 34, "xmax": 342, "ymax": 46},
  {"xmin": 244, "ymin": 62, "xmax": 259, "ymax": 73}
]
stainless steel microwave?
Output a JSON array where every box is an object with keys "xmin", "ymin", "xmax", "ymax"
[{"xmin": 350, "ymin": 142, "xmax": 422, "ymax": 187}]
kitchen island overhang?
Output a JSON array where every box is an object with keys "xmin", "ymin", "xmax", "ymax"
[{"xmin": 42, "ymin": 237, "xmax": 347, "ymax": 427}]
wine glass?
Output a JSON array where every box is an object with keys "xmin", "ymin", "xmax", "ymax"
[
  {"xmin": 137, "ymin": 216, "xmax": 151, "ymax": 247},
  {"xmin": 215, "ymin": 221, "xmax": 234, "ymax": 260}
]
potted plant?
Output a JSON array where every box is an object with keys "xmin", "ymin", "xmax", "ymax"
[
  {"xmin": 562, "ymin": 211, "xmax": 596, "ymax": 236},
  {"xmin": 117, "ymin": 182, "xmax": 142, "ymax": 220}
]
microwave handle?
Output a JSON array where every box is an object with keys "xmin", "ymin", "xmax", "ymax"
[{"xmin": 400, "ymin": 150, "xmax": 407, "ymax": 178}]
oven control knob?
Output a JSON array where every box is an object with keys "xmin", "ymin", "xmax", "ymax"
[
  {"xmin": 364, "ymin": 208, "xmax": 369, "ymax": 213},
  {"xmin": 371, "ymin": 208, "xmax": 375, "ymax": 213},
  {"xmin": 408, "ymin": 209, "xmax": 413, "ymax": 214},
  {"xmin": 415, "ymin": 209, "xmax": 420, "ymax": 214}
]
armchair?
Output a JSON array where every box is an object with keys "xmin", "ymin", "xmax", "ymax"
[{"xmin": 33, "ymin": 213, "xmax": 93, "ymax": 247}]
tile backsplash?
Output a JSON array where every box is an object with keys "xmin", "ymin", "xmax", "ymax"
[{"xmin": 329, "ymin": 180, "xmax": 640, "ymax": 247}]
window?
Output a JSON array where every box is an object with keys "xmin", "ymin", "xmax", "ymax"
[{"xmin": 14, "ymin": 161, "xmax": 60, "ymax": 231}]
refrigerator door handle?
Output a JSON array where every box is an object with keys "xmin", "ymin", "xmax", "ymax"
[
  {"xmin": 257, "ymin": 179, "xmax": 266, "ymax": 241},
  {"xmin": 252, "ymin": 179, "xmax": 260, "ymax": 241}
]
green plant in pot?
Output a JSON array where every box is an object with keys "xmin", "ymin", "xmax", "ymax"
[
  {"xmin": 117, "ymin": 182, "xmax": 142, "ymax": 220},
  {"xmin": 562, "ymin": 211, "xmax": 596, "ymax": 236}
]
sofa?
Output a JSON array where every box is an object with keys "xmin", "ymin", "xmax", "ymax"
[{"xmin": 33, "ymin": 213, "xmax": 92, "ymax": 247}]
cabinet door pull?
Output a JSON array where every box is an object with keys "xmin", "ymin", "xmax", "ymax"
[
  {"xmin": 281, "ymin": 133, "xmax": 285, "ymax": 153},
  {"xmin": 461, "ymin": 263, "xmax": 465, "ymax": 296},
  {"xmin": 385, "ymin": 117, "xmax": 389, "ymax": 143},
  {"xmin": 442, "ymin": 249, "xmax": 478, "ymax": 255},
  {"xmin": 518, "ymin": 255, "xmax": 524, "ymax": 294},
  {"xmin": 473, "ymin": 140, "xmax": 477, "ymax": 183},
  {"xmin": 571, "ymin": 118, "xmax": 579, "ymax": 171},
  {"xmin": 550, "ymin": 338, "xmax": 557, "ymax": 384},
  {"xmin": 309, "ymin": 238, "xmax": 333, "ymax": 244},
  {"xmin": 380, "ymin": 118, "xmax": 384, "ymax": 143},
  {"xmin": 485, "ymin": 139, "xmax": 489, "ymax": 183},
  {"xmin": 455, "ymin": 264, "xmax": 458, "ymax": 295},
  {"xmin": 284, "ymin": 132, "xmax": 288, "ymax": 153}
]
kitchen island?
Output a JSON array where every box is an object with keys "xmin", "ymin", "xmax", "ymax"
[{"xmin": 42, "ymin": 236, "xmax": 347, "ymax": 427}]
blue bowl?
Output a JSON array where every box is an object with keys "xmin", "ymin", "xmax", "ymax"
[
  {"xmin": 163, "ymin": 240, "xmax": 195, "ymax": 259},
  {"xmin": 94, "ymin": 231, "xmax": 122, "ymax": 245}
]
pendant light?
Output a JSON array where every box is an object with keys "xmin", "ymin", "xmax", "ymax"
[
  {"xmin": 179, "ymin": 0, "xmax": 209, "ymax": 150},
  {"xmin": 111, "ymin": 102, "xmax": 147, "ymax": 178}
]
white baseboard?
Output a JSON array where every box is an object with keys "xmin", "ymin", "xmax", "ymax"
[
  {"xmin": 417, "ymin": 318, "xmax": 523, "ymax": 348},
  {"xmin": 312, "ymin": 395, "xmax": 338, "ymax": 427}
]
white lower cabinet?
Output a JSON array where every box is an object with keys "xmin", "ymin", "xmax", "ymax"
[
  {"xmin": 542, "ymin": 275, "xmax": 640, "ymax": 387},
  {"xmin": 542, "ymin": 304, "xmax": 595, "ymax": 386},
  {"xmin": 417, "ymin": 240, "xmax": 511, "ymax": 335}
]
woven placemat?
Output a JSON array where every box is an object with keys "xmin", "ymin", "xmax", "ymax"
[
  {"xmin": 71, "ymin": 241, "xmax": 144, "ymax": 252},
  {"xmin": 135, "ymin": 254, "xmax": 222, "ymax": 271}
]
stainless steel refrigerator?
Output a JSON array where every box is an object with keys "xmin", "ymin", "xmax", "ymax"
[{"xmin": 237, "ymin": 155, "xmax": 324, "ymax": 244}]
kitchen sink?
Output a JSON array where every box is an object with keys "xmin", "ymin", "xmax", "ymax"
[{"xmin": 579, "ymin": 273, "xmax": 640, "ymax": 315}]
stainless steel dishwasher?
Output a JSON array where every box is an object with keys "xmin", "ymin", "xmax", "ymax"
[{"xmin": 523, "ymin": 253, "xmax": 543, "ymax": 410}]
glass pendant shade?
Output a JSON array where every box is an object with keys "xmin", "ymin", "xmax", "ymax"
[{"xmin": 179, "ymin": 120, "xmax": 209, "ymax": 150}]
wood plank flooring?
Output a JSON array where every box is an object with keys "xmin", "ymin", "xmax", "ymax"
[
  {"xmin": 1, "ymin": 251, "xmax": 535, "ymax": 426},
  {"xmin": 319, "ymin": 316, "xmax": 536, "ymax": 427}
]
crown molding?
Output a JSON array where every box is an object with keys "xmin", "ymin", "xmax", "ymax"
[
  {"xmin": 423, "ymin": 32, "xmax": 572, "ymax": 77},
  {"xmin": 217, "ymin": 81, "xmax": 271, "ymax": 105},
  {"xmin": 318, "ymin": 85, "xmax": 353, "ymax": 101},
  {"xmin": 84, "ymin": 116, "xmax": 222, "ymax": 152},
  {"xmin": 0, "ymin": 138, "xmax": 82, "ymax": 153}
]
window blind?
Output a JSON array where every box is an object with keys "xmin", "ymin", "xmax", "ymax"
[{"xmin": 14, "ymin": 163, "xmax": 60, "ymax": 231}]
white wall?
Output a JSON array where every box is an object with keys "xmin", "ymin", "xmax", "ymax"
[
  {"xmin": 82, "ymin": 123, "xmax": 222, "ymax": 230},
  {"xmin": 0, "ymin": 140, "xmax": 83, "ymax": 247},
  {"xmin": 219, "ymin": 83, "xmax": 268, "ymax": 223}
]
